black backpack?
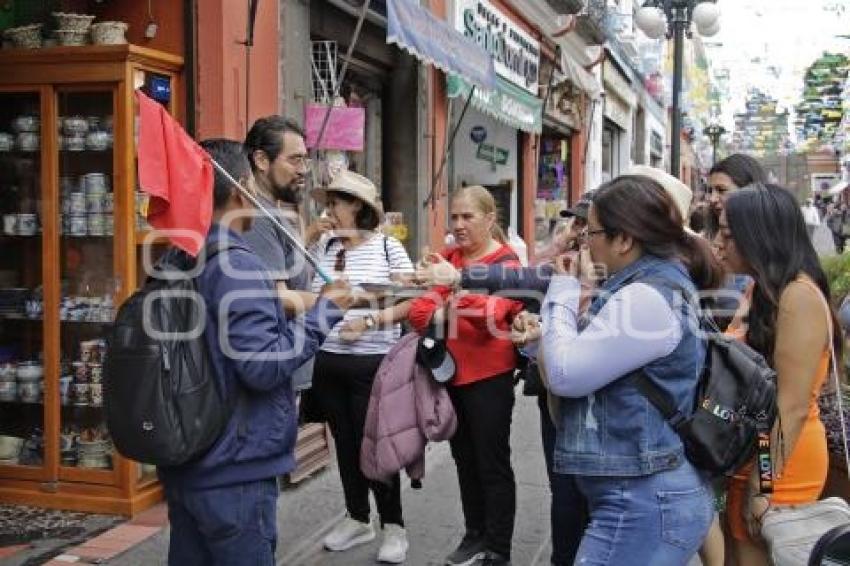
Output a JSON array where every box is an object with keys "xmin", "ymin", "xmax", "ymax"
[
  {"xmin": 632, "ymin": 279, "xmax": 778, "ymax": 478},
  {"xmin": 104, "ymin": 243, "xmax": 234, "ymax": 467}
]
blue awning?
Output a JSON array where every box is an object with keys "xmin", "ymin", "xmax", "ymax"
[{"xmin": 386, "ymin": 0, "xmax": 497, "ymax": 92}]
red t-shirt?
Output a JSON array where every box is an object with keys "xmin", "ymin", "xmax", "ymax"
[{"xmin": 408, "ymin": 244, "xmax": 524, "ymax": 386}]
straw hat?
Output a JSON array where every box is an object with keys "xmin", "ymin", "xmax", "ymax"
[
  {"xmin": 628, "ymin": 165, "xmax": 693, "ymax": 225},
  {"xmin": 311, "ymin": 169, "xmax": 384, "ymax": 221}
]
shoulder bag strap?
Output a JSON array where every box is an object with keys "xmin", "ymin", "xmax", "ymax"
[
  {"xmin": 632, "ymin": 371, "xmax": 690, "ymax": 431},
  {"xmin": 798, "ymin": 277, "xmax": 850, "ymax": 479}
]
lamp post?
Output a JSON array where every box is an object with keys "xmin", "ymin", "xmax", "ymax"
[
  {"xmin": 635, "ymin": 1, "xmax": 721, "ymax": 179},
  {"xmin": 703, "ymin": 122, "xmax": 726, "ymax": 165}
]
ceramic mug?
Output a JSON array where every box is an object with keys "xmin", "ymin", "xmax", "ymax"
[
  {"xmin": 87, "ymin": 213, "xmax": 105, "ymax": 236},
  {"xmin": 72, "ymin": 361, "xmax": 88, "ymax": 382},
  {"xmin": 18, "ymin": 381, "xmax": 40, "ymax": 402},
  {"xmin": 17, "ymin": 213, "xmax": 37, "ymax": 236},
  {"xmin": 72, "ymin": 382, "xmax": 89, "ymax": 404},
  {"xmin": 59, "ymin": 375, "xmax": 73, "ymax": 397},
  {"xmin": 87, "ymin": 363, "xmax": 103, "ymax": 383},
  {"xmin": 0, "ymin": 132, "xmax": 13, "ymax": 151},
  {"xmin": 68, "ymin": 214, "xmax": 87, "ymax": 236},
  {"xmin": 2, "ymin": 214, "xmax": 16, "ymax": 235},
  {"xmin": 89, "ymin": 383, "xmax": 103, "ymax": 406},
  {"xmin": 68, "ymin": 192, "xmax": 86, "ymax": 214}
]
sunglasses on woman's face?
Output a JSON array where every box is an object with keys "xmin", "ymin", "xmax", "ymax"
[{"xmin": 335, "ymin": 248, "xmax": 346, "ymax": 272}]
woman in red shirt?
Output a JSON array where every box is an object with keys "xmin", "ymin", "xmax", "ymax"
[{"xmin": 409, "ymin": 185, "xmax": 524, "ymax": 566}]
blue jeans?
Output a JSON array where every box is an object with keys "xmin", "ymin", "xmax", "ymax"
[
  {"xmin": 575, "ymin": 461, "xmax": 713, "ymax": 565},
  {"xmin": 539, "ymin": 393, "xmax": 587, "ymax": 565},
  {"xmin": 165, "ymin": 478, "xmax": 278, "ymax": 566}
]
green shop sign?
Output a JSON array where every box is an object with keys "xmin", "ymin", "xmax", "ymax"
[
  {"xmin": 476, "ymin": 143, "xmax": 509, "ymax": 165},
  {"xmin": 447, "ymin": 75, "xmax": 542, "ymax": 134}
]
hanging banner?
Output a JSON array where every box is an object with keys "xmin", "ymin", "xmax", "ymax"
[
  {"xmin": 386, "ymin": 0, "xmax": 496, "ymax": 92},
  {"xmin": 453, "ymin": 0, "xmax": 540, "ymax": 95},
  {"xmin": 304, "ymin": 104, "xmax": 366, "ymax": 151},
  {"xmin": 447, "ymin": 75, "xmax": 542, "ymax": 134}
]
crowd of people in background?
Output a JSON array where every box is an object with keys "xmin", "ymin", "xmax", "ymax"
[{"xmin": 155, "ymin": 114, "xmax": 849, "ymax": 566}]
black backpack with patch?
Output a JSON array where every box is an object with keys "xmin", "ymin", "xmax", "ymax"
[{"xmin": 104, "ymin": 243, "xmax": 234, "ymax": 467}]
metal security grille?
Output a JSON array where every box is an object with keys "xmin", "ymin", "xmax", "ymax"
[{"xmin": 311, "ymin": 40, "xmax": 339, "ymax": 104}]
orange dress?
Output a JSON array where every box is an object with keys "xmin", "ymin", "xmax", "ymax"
[{"xmin": 725, "ymin": 279, "xmax": 830, "ymax": 541}]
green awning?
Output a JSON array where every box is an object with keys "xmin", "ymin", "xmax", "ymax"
[{"xmin": 447, "ymin": 75, "xmax": 542, "ymax": 134}]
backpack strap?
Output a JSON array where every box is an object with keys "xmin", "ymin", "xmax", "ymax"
[{"xmin": 632, "ymin": 371, "xmax": 689, "ymax": 432}]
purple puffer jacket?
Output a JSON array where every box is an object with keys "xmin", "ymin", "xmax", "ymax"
[{"xmin": 360, "ymin": 333, "xmax": 457, "ymax": 484}]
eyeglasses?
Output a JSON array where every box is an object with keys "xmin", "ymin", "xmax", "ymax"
[
  {"xmin": 580, "ymin": 228, "xmax": 607, "ymax": 241},
  {"xmin": 286, "ymin": 155, "xmax": 313, "ymax": 169},
  {"xmin": 334, "ymin": 248, "xmax": 346, "ymax": 272}
]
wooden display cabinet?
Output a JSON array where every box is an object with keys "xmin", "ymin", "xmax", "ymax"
[{"xmin": 0, "ymin": 44, "xmax": 182, "ymax": 516}]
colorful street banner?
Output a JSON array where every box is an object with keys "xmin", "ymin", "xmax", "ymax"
[{"xmin": 387, "ymin": 0, "xmax": 496, "ymax": 92}]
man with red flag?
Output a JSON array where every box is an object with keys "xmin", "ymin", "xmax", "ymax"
[{"xmin": 156, "ymin": 139, "xmax": 355, "ymax": 565}]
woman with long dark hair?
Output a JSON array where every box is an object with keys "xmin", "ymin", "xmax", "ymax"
[
  {"xmin": 707, "ymin": 154, "xmax": 768, "ymax": 234},
  {"xmin": 536, "ymin": 175, "xmax": 723, "ymax": 563},
  {"xmin": 717, "ymin": 184, "xmax": 842, "ymax": 565}
]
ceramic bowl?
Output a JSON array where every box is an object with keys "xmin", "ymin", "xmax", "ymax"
[
  {"xmin": 85, "ymin": 131, "xmax": 109, "ymax": 151},
  {"xmin": 53, "ymin": 29, "xmax": 88, "ymax": 47},
  {"xmin": 52, "ymin": 12, "xmax": 95, "ymax": 33},
  {"xmin": 63, "ymin": 116, "xmax": 88, "ymax": 135},
  {"xmin": 12, "ymin": 115, "xmax": 39, "ymax": 133},
  {"xmin": 64, "ymin": 135, "xmax": 85, "ymax": 152},
  {"xmin": 17, "ymin": 132, "xmax": 39, "ymax": 152},
  {"xmin": 0, "ymin": 380, "xmax": 16, "ymax": 401},
  {"xmin": 0, "ymin": 435, "xmax": 23, "ymax": 459},
  {"xmin": 0, "ymin": 133, "xmax": 13, "ymax": 151},
  {"xmin": 16, "ymin": 362, "xmax": 43, "ymax": 382},
  {"xmin": 90, "ymin": 22, "xmax": 128, "ymax": 45},
  {"xmin": 4, "ymin": 25, "xmax": 42, "ymax": 49}
]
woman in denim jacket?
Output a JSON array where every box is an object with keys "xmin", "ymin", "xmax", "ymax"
[{"xmin": 539, "ymin": 175, "xmax": 724, "ymax": 565}]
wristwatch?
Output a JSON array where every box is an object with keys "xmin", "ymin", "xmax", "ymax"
[{"xmin": 364, "ymin": 314, "xmax": 377, "ymax": 329}]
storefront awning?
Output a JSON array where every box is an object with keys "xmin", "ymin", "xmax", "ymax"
[
  {"xmin": 447, "ymin": 75, "xmax": 543, "ymax": 134},
  {"xmin": 386, "ymin": 0, "xmax": 497, "ymax": 92},
  {"xmin": 553, "ymin": 52, "xmax": 602, "ymax": 100}
]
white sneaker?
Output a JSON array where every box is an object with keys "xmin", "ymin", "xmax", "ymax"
[
  {"xmin": 377, "ymin": 524, "xmax": 409, "ymax": 563},
  {"xmin": 323, "ymin": 516, "xmax": 376, "ymax": 552}
]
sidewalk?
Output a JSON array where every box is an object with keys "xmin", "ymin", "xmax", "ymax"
[{"xmin": 105, "ymin": 387, "xmax": 554, "ymax": 565}]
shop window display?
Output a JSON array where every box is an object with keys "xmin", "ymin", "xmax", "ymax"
[{"xmin": 535, "ymin": 136, "xmax": 570, "ymax": 250}]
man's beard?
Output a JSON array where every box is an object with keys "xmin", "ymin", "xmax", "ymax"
[{"xmin": 274, "ymin": 179, "xmax": 304, "ymax": 205}]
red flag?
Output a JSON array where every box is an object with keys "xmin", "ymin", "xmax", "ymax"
[{"xmin": 136, "ymin": 90, "xmax": 212, "ymax": 256}]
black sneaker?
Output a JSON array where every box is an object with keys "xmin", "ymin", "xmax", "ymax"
[
  {"xmin": 445, "ymin": 531, "xmax": 487, "ymax": 566},
  {"xmin": 479, "ymin": 551, "xmax": 511, "ymax": 566}
]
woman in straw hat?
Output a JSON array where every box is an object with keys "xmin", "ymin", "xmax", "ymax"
[{"xmin": 308, "ymin": 170, "xmax": 414, "ymax": 563}]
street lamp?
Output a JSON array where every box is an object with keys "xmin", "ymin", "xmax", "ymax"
[
  {"xmin": 703, "ymin": 122, "xmax": 726, "ymax": 165},
  {"xmin": 634, "ymin": 1, "xmax": 721, "ymax": 179}
]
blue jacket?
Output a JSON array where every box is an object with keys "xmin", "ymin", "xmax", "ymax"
[
  {"xmin": 159, "ymin": 225, "xmax": 344, "ymax": 489},
  {"xmin": 554, "ymin": 255, "xmax": 705, "ymax": 477}
]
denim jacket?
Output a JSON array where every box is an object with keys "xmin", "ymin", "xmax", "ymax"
[{"xmin": 553, "ymin": 255, "xmax": 705, "ymax": 477}]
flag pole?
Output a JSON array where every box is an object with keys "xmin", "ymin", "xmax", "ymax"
[{"xmin": 209, "ymin": 157, "xmax": 334, "ymax": 284}]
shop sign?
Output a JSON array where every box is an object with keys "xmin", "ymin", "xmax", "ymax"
[
  {"xmin": 454, "ymin": 0, "xmax": 540, "ymax": 95},
  {"xmin": 470, "ymin": 125, "xmax": 488, "ymax": 144},
  {"xmin": 476, "ymin": 143, "xmax": 509, "ymax": 165},
  {"xmin": 448, "ymin": 75, "xmax": 542, "ymax": 134}
]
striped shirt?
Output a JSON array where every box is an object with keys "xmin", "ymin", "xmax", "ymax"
[{"xmin": 310, "ymin": 233, "xmax": 414, "ymax": 355}]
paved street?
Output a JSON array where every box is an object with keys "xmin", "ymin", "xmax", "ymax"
[{"xmin": 111, "ymin": 386, "xmax": 555, "ymax": 566}]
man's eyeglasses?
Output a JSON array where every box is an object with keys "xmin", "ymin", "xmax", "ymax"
[
  {"xmin": 335, "ymin": 248, "xmax": 346, "ymax": 272},
  {"xmin": 286, "ymin": 155, "xmax": 313, "ymax": 169}
]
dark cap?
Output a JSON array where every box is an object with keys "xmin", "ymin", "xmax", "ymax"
[
  {"xmin": 416, "ymin": 325, "xmax": 456, "ymax": 384},
  {"xmin": 560, "ymin": 195, "xmax": 592, "ymax": 219}
]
